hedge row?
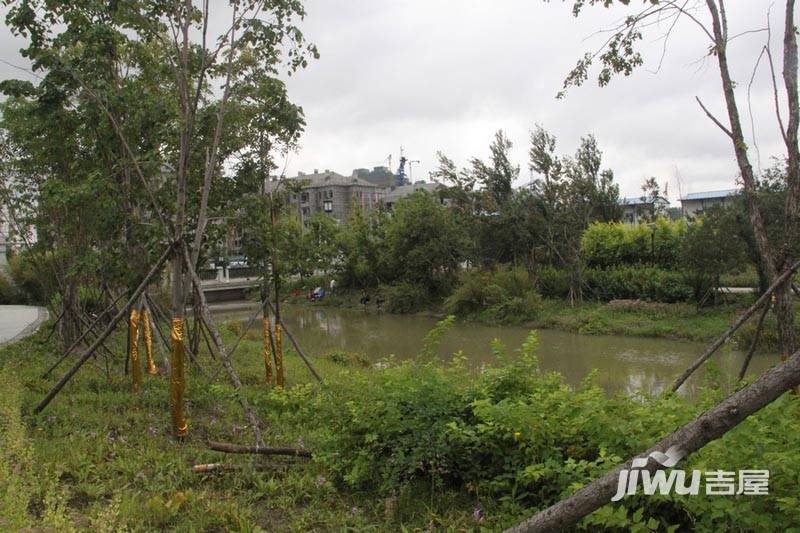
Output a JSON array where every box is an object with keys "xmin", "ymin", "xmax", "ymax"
[
  {"xmin": 535, "ymin": 265, "xmax": 693, "ymax": 303},
  {"xmin": 581, "ymin": 218, "xmax": 687, "ymax": 269}
]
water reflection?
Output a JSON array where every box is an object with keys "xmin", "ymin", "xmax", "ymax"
[{"xmin": 217, "ymin": 304, "xmax": 777, "ymax": 397}]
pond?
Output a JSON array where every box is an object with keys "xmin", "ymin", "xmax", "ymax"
[{"xmin": 216, "ymin": 303, "xmax": 776, "ymax": 397}]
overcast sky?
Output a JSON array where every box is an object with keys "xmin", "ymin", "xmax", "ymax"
[{"xmin": 0, "ymin": 1, "xmax": 793, "ymax": 201}]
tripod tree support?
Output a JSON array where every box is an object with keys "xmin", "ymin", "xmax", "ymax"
[
  {"xmin": 670, "ymin": 259, "xmax": 800, "ymax": 392},
  {"xmin": 181, "ymin": 243, "xmax": 265, "ymax": 448},
  {"xmin": 264, "ymin": 299, "xmax": 322, "ymax": 383},
  {"xmin": 505, "ymin": 345, "xmax": 800, "ymax": 533},
  {"xmin": 42, "ymin": 290, "xmax": 128, "ymax": 379},
  {"xmin": 34, "ymin": 243, "xmax": 175, "ymax": 414}
]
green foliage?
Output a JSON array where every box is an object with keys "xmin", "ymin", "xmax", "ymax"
[
  {"xmin": 383, "ymin": 191, "xmax": 466, "ymax": 294},
  {"xmin": 444, "ymin": 267, "xmax": 542, "ymax": 324},
  {"xmin": 681, "ymin": 207, "xmax": 749, "ymax": 301},
  {"xmin": 535, "ymin": 265, "xmax": 692, "ymax": 303},
  {"xmin": 581, "ymin": 218, "xmax": 687, "ymax": 269},
  {"xmin": 534, "ymin": 265, "xmax": 571, "ymax": 299},
  {"xmin": 584, "ymin": 266, "xmax": 693, "ymax": 303},
  {"xmin": 6, "ymin": 250, "xmax": 50, "ymax": 304},
  {"xmin": 0, "ymin": 273, "xmax": 22, "ymax": 305},
  {"xmin": 325, "ymin": 350, "xmax": 370, "ymax": 367},
  {"xmin": 383, "ymin": 282, "xmax": 430, "ymax": 314}
]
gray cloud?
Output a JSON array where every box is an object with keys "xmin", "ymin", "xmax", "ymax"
[{"xmin": 1, "ymin": 1, "xmax": 791, "ymax": 203}]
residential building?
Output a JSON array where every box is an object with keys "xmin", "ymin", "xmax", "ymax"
[
  {"xmin": 680, "ymin": 189, "xmax": 739, "ymax": 218},
  {"xmin": 620, "ymin": 195, "xmax": 670, "ymax": 224},
  {"xmin": 264, "ymin": 169, "xmax": 384, "ymax": 225},
  {"xmin": 382, "ymin": 181, "xmax": 445, "ymax": 211}
]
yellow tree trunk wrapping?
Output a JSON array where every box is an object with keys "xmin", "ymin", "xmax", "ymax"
[
  {"xmin": 263, "ymin": 318, "xmax": 273, "ymax": 385},
  {"xmin": 275, "ymin": 324, "xmax": 284, "ymax": 388},
  {"xmin": 170, "ymin": 318, "xmax": 188, "ymax": 437},
  {"xmin": 142, "ymin": 308, "xmax": 158, "ymax": 375},
  {"xmin": 129, "ymin": 308, "xmax": 142, "ymax": 393}
]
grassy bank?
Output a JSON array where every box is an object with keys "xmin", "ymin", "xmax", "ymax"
[
  {"xmin": 289, "ymin": 288, "xmax": 795, "ymax": 348},
  {"xmin": 3, "ymin": 320, "xmax": 800, "ymax": 531}
]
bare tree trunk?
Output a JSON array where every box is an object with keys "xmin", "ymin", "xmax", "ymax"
[
  {"xmin": 705, "ymin": 0, "xmax": 796, "ymax": 358},
  {"xmin": 777, "ymin": 0, "xmax": 800, "ymax": 357}
]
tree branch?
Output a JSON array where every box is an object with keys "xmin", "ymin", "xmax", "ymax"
[{"xmin": 695, "ymin": 96, "xmax": 734, "ymax": 138}]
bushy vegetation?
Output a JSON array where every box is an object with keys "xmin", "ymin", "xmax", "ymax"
[
  {"xmin": 581, "ymin": 218, "xmax": 687, "ymax": 269},
  {"xmin": 535, "ymin": 265, "xmax": 693, "ymax": 303},
  {"xmin": 444, "ymin": 267, "xmax": 542, "ymax": 323},
  {"xmin": 5, "ymin": 323, "xmax": 800, "ymax": 531}
]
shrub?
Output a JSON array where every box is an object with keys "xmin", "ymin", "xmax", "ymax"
[
  {"xmin": 444, "ymin": 267, "xmax": 541, "ymax": 323},
  {"xmin": 534, "ymin": 265, "xmax": 570, "ymax": 299},
  {"xmin": 325, "ymin": 350, "xmax": 371, "ymax": 367},
  {"xmin": 582, "ymin": 218, "xmax": 687, "ymax": 269},
  {"xmin": 584, "ymin": 266, "xmax": 693, "ymax": 303},
  {"xmin": 383, "ymin": 282, "xmax": 430, "ymax": 314},
  {"xmin": 0, "ymin": 275, "xmax": 22, "ymax": 305},
  {"xmin": 6, "ymin": 251, "xmax": 47, "ymax": 304},
  {"xmin": 536, "ymin": 265, "xmax": 693, "ymax": 303},
  {"xmin": 301, "ymin": 334, "xmax": 800, "ymax": 531}
]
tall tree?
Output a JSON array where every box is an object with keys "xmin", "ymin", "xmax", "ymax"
[
  {"xmin": 555, "ymin": 0, "xmax": 799, "ymax": 357},
  {"xmin": 529, "ymin": 126, "xmax": 620, "ymax": 303}
]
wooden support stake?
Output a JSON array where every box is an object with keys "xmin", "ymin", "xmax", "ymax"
[
  {"xmin": 738, "ymin": 301, "xmax": 772, "ymax": 381},
  {"xmin": 264, "ymin": 299, "xmax": 323, "ymax": 383}
]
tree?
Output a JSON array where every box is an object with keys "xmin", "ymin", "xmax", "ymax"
[
  {"xmin": 640, "ymin": 176, "xmax": 665, "ymax": 222},
  {"xmin": 681, "ymin": 205, "xmax": 749, "ymax": 304},
  {"xmin": 529, "ymin": 126, "xmax": 621, "ymax": 303},
  {"xmin": 336, "ymin": 206, "xmax": 390, "ymax": 289},
  {"xmin": 554, "ymin": 0, "xmax": 798, "ymax": 357},
  {"xmin": 3, "ymin": 0, "xmax": 317, "ymax": 442},
  {"xmin": 509, "ymin": 2, "xmax": 800, "ymax": 528},
  {"xmin": 383, "ymin": 191, "xmax": 467, "ymax": 295},
  {"xmin": 469, "ymin": 130, "xmax": 519, "ymax": 212}
]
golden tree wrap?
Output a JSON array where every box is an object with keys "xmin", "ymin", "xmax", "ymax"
[
  {"xmin": 275, "ymin": 324, "xmax": 284, "ymax": 388},
  {"xmin": 128, "ymin": 308, "xmax": 142, "ymax": 393},
  {"xmin": 169, "ymin": 318, "xmax": 188, "ymax": 437},
  {"xmin": 142, "ymin": 308, "xmax": 158, "ymax": 375},
  {"xmin": 263, "ymin": 318, "xmax": 273, "ymax": 385}
]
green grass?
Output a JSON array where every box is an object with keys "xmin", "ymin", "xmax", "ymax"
[
  {"xmin": 4, "ymin": 316, "xmax": 800, "ymax": 531},
  {"xmin": 290, "ymin": 288, "xmax": 789, "ymax": 346},
  {"xmin": 530, "ymin": 298, "xmax": 757, "ymax": 343},
  {"xmin": 0, "ymin": 323, "xmax": 488, "ymax": 531}
]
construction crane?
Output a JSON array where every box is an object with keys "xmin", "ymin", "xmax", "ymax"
[{"xmin": 394, "ymin": 146, "xmax": 420, "ymax": 187}]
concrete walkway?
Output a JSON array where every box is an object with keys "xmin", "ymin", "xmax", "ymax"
[{"xmin": 0, "ymin": 305, "xmax": 48, "ymax": 347}]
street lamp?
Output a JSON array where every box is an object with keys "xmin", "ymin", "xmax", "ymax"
[{"xmin": 647, "ymin": 222, "xmax": 656, "ymax": 262}]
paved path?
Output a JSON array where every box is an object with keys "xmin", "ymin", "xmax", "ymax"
[{"xmin": 0, "ymin": 305, "xmax": 48, "ymax": 347}]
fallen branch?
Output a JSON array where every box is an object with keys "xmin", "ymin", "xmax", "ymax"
[
  {"xmin": 671, "ymin": 259, "xmax": 800, "ymax": 392},
  {"xmin": 505, "ymin": 345, "xmax": 800, "ymax": 532},
  {"xmin": 193, "ymin": 462, "xmax": 295, "ymax": 473},
  {"xmin": 207, "ymin": 440, "xmax": 311, "ymax": 458}
]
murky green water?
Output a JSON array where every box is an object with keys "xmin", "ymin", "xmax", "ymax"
[{"xmin": 217, "ymin": 304, "xmax": 776, "ymax": 396}]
